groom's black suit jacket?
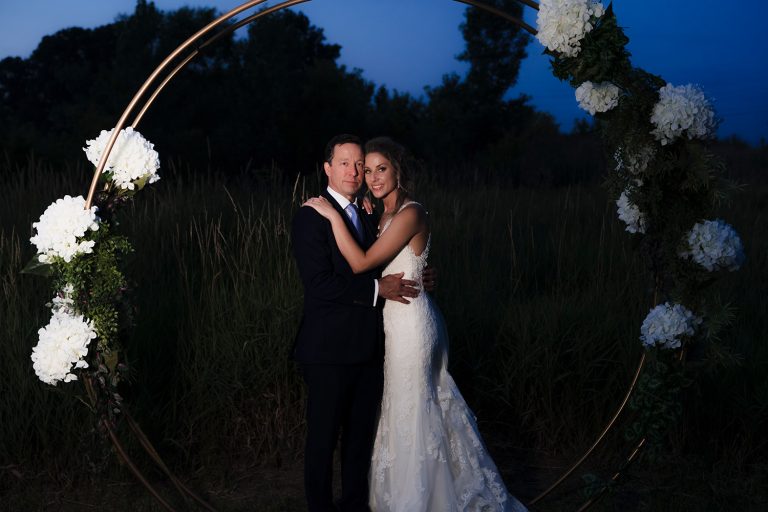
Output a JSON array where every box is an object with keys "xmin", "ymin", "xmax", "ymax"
[{"xmin": 291, "ymin": 189, "xmax": 383, "ymax": 365}]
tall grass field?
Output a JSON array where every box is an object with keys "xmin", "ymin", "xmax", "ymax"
[{"xmin": 1, "ymin": 155, "xmax": 766, "ymax": 510}]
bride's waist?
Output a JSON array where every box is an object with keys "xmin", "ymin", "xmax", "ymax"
[
  {"xmin": 383, "ymin": 291, "xmax": 430, "ymax": 312},
  {"xmin": 381, "ymin": 268, "xmax": 423, "ymax": 283}
]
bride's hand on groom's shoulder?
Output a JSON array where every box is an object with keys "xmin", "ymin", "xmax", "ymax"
[
  {"xmin": 379, "ymin": 272, "xmax": 419, "ymax": 304},
  {"xmin": 360, "ymin": 195, "xmax": 374, "ymax": 214},
  {"xmin": 303, "ymin": 196, "xmax": 335, "ymax": 219}
]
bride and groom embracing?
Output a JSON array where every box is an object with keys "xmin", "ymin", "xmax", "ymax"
[{"xmin": 291, "ymin": 134, "xmax": 527, "ymax": 512}]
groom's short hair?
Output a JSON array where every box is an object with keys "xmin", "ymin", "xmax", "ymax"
[{"xmin": 324, "ymin": 134, "xmax": 362, "ymax": 163}]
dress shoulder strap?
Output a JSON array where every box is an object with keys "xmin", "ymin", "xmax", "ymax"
[
  {"xmin": 398, "ymin": 200, "xmax": 423, "ymax": 213},
  {"xmin": 379, "ymin": 201, "xmax": 426, "ymax": 236}
]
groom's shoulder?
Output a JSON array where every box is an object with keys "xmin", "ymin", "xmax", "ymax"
[{"xmin": 292, "ymin": 204, "xmax": 325, "ymax": 235}]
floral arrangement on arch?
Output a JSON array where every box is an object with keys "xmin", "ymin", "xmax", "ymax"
[
  {"xmin": 535, "ymin": 0, "xmax": 744, "ymax": 459},
  {"xmin": 26, "ymin": 127, "xmax": 160, "ymax": 425}
]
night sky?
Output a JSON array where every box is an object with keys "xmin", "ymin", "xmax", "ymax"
[{"xmin": 1, "ymin": 0, "xmax": 766, "ymax": 144}]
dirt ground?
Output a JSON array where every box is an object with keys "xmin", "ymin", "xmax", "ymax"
[
  {"xmin": 2, "ymin": 444, "xmax": 570, "ymax": 512},
  {"xmin": 3, "ymin": 441, "xmax": 766, "ymax": 511}
]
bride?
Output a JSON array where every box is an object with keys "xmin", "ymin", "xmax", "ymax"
[{"xmin": 303, "ymin": 137, "xmax": 527, "ymax": 512}]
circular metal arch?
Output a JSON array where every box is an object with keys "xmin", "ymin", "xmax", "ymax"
[{"xmin": 83, "ymin": 1, "xmax": 651, "ymax": 509}]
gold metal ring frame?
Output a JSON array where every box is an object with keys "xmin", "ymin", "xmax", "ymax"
[{"xmin": 84, "ymin": 1, "xmax": 653, "ymax": 510}]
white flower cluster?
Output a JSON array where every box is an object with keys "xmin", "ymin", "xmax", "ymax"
[
  {"xmin": 650, "ymin": 83, "xmax": 717, "ymax": 145},
  {"xmin": 575, "ymin": 81, "xmax": 620, "ymax": 115},
  {"xmin": 536, "ymin": 0, "xmax": 605, "ymax": 57},
  {"xmin": 640, "ymin": 302, "xmax": 701, "ymax": 350},
  {"xmin": 614, "ymin": 145, "xmax": 655, "ymax": 175},
  {"xmin": 30, "ymin": 195, "xmax": 100, "ymax": 263},
  {"xmin": 31, "ymin": 309, "xmax": 96, "ymax": 385},
  {"xmin": 680, "ymin": 219, "xmax": 745, "ymax": 272},
  {"xmin": 83, "ymin": 127, "xmax": 160, "ymax": 190},
  {"xmin": 616, "ymin": 190, "xmax": 646, "ymax": 234}
]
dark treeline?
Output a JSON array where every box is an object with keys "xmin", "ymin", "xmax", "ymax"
[
  {"xmin": 1, "ymin": 0, "xmax": 764, "ymax": 186},
  {"xmin": 0, "ymin": 0, "xmax": 608, "ymax": 186}
]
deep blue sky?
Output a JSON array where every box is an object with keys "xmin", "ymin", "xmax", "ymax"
[{"xmin": 1, "ymin": 0, "xmax": 766, "ymax": 144}]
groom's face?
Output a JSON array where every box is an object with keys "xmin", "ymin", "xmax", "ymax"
[{"xmin": 324, "ymin": 143, "xmax": 364, "ymax": 201}]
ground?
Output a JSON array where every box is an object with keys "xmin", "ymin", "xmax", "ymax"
[{"xmin": 5, "ymin": 442, "xmax": 767, "ymax": 511}]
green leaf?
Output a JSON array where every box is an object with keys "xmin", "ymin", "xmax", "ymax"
[{"xmin": 20, "ymin": 256, "xmax": 53, "ymax": 277}]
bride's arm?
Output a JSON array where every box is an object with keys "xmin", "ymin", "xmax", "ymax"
[
  {"xmin": 340, "ymin": 207, "xmax": 425, "ymax": 273},
  {"xmin": 304, "ymin": 198, "xmax": 426, "ymax": 274}
]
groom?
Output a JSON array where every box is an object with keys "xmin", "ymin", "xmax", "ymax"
[{"xmin": 291, "ymin": 134, "xmax": 420, "ymax": 512}]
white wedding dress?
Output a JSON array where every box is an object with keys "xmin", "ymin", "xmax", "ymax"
[{"xmin": 369, "ymin": 202, "xmax": 527, "ymax": 512}]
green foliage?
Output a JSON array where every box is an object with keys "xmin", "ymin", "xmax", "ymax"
[
  {"xmin": 626, "ymin": 354, "xmax": 688, "ymax": 463},
  {"xmin": 550, "ymin": 5, "xmax": 631, "ymax": 86},
  {"xmin": 35, "ymin": 223, "xmax": 130, "ymax": 348},
  {"xmin": 24, "ymin": 218, "xmax": 133, "ymax": 429}
]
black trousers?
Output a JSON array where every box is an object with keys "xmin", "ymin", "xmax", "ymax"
[{"xmin": 301, "ymin": 363, "xmax": 384, "ymax": 512}]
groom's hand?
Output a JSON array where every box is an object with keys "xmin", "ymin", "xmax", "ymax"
[
  {"xmin": 422, "ymin": 265, "xmax": 437, "ymax": 292},
  {"xmin": 378, "ymin": 272, "xmax": 419, "ymax": 304}
]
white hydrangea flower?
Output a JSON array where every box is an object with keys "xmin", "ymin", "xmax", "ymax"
[
  {"xmin": 31, "ymin": 310, "xmax": 96, "ymax": 385},
  {"xmin": 616, "ymin": 190, "xmax": 646, "ymax": 234},
  {"xmin": 679, "ymin": 219, "xmax": 745, "ymax": 272},
  {"xmin": 30, "ymin": 195, "xmax": 100, "ymax": 263},
  {"xmin": 83, "ymin": 127, "xmax": 160, "ymax": 190},
  {"xmin": 536, "ymin": 0, "xmax": 605, "ymax": 57},
  {"xmin": 640, "ymin": 302, "xmax": 702, "ymax": 350},
  {"xmin": 575, "ymin": 81, "xmax": 620, "ymax": 115},
  {"xmin": 614, "ymin": 145, "xmax": 655, "ymax": 175},
  {"xmin": 650, "ymin": 83, "xmax": 717, "ymax": 145}
]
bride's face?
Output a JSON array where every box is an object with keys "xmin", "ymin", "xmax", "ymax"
[{"xmin": 364, "ymin": 152, "xmax": 397, "ymax": 200}]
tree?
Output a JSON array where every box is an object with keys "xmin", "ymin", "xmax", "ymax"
[
  {"xmin": 458, "ymin": 0, "xmax": 529, "ymax": 99},
  {"xmin": 417, "ymin": 1, "xmax": 532, "ymax": 166},
  {"xmin": 0, "ymin": 0, "xmax": 597, "ymax": 182},
  {"xmin": 0, "ymin": 2, "xmax": 377, "ymax": 174}
]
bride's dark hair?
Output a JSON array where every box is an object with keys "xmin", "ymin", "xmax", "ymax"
[{"xmin": 364, "ymin": 136, "xmax": 416, "ymax": 212}]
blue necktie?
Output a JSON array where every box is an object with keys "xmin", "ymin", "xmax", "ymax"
[{"xmin": 345, "ymin": 203, "xmax": 363, "ymax": 240}]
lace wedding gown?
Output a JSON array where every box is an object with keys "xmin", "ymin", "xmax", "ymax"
[{"xmin": 369, "ymin": 202, "xmax": 527, "ymax": 512}]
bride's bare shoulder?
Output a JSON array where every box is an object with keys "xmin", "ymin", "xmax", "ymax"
[
  {"xmin": 399, "ymin": 201, "xmax": 428, "ymax": 216},
  {"xmin": 395, "ymin": 202, "xmax": 428, "ymax": 224}
]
